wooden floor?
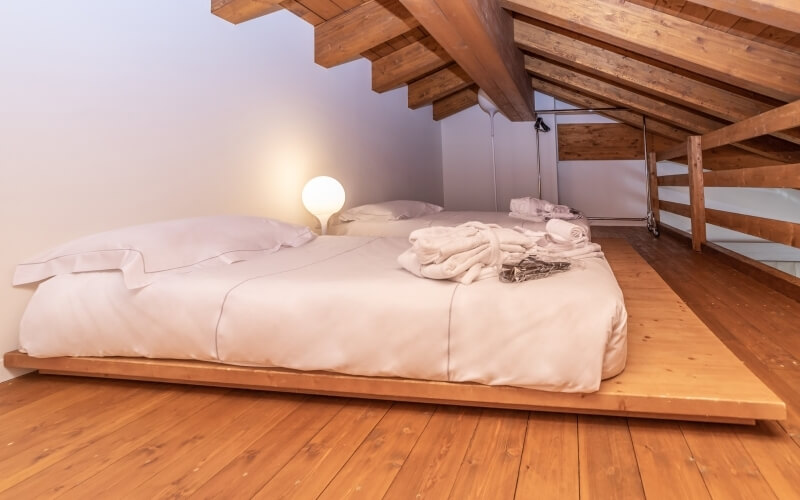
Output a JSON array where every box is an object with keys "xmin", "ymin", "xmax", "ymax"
[{"xmin": 1, "ymin": 227, "xmax": 799, "ymax": 499}]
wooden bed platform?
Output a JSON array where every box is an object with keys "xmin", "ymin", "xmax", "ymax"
[{"xmin": 3, "ymin": 239, "xmax": 785, "ymax": 424}]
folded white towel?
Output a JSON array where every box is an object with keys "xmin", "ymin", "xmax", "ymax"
[
  {"xmin": 546, "ymin": 219, "xmax": 588, "ymax": 245},
  {"xmin": 509, "ymin": 211, "xmax": 546, "ymax": 222}
]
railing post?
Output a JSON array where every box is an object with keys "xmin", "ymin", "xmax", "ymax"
[
  {"xmin": 647, "ymin": 151, "xmax": 660, "ymax": 224},
  {"xmin": 687, "ymin": 136, "xmax": 706, "ymax": 252}
]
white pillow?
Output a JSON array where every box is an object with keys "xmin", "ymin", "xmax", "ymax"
[
  {"xmin": 13, "ymin": 215, "xmax": 315, "ymax": 289},
  {"xmin": 339, "ymin": 200, "xmax": 443, "ymax": 222}
]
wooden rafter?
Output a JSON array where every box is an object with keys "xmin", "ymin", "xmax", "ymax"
[
  {"xmin": 407, "ymin": 64, "xmax": 472, "ymax": 109},
  {"xmin": 503, "ymin": 0, "xmax": 800, "ymax": 102},
  {"xmin": 400, "ymin": 0, "xmax": 534, "ymax": 121},
  {"xmin": 689, "ymin": 0, "xmax": 800, "ymax": 34},
  {"xmin": 211, "ymin": 0, "xmax": 283, "ymax": 24},
  {"xmin": 530, "ymin": 78, "xmax": 782, "ymax": 171},
  {"xmin": 513, "ymin": 19, "xmax": 800, "ymax": 147},
  {"xmin": 314, "ymin": 0, "xmax": 419, "ymax": 68},
  {"xmin": 524, "ymin": 56, "xmax": 800, "ymax": 164},
  {"xmin": 432, "ymin": 85, "xmax": 479, "ymax": 121},
  {"xmin": 372, "ymin": 36, "xmax": 452, "ymax": 92}
]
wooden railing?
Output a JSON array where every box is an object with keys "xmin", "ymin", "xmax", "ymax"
[{"xmin": 649, "ymin": 99, "xmax": 800, "ymax": 252}]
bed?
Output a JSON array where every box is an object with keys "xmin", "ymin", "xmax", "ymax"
[
  {"xmin": 16, "ymin": 234, "xmax": 627, "ymax": 393},
  {"xmin": 330, "ymin": 210, "xmax": 593, "ymax": 239}
]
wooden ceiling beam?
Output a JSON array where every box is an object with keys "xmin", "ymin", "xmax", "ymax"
[
  {"xmin": 400, "ymin": 0, "xmax": 534, "ymax": 121},
  {"xmin": 529, "ymin": 78, "xmax": 779, "ymax": 170},
  {"xmin": 689, "ymin": 0, "xmax": 800, "ymax": 34},
  {"xmin": 372, "ymin": 36, "xmax": 452, "ymax": 93},
  {"xmin": 525, "ymin": 56, "xmax": 800, "ymax": 164},
  {"xmin": 211, "ymin": 0, "xmax": 282, "ymax": 24},
  {"xmin": 314, "ymin": 0, "xmax": 420, "ymax": 68},
  {"xmin": 513, "ymin": 19, "xmax": 800, "ymax": 147},
  {"xmin": 432, "ymin": 85, "xmax": 479, "ymax": 121},
  {"xmin": 503, "ymin": 0, "xmax": 800, "ymax": 102},
  {"xmin": 407, "ymin": 64, "xmax": 472, "ymax": 109}
]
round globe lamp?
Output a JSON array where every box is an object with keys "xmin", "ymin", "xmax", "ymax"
[{"xmin": 302, "ymin": 176, "xmax": 345, "ymax": 235}]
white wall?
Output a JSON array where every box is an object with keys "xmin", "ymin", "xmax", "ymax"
[
  {"xmin": 0, "ymin": 2, "xmax": 443, "ymax": 381},
  {"xmin": 441, "ymin": 94, "xmax": 646, "ymax": 223}
]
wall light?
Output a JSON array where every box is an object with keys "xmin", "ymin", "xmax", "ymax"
[{"xmin": 302, "ymin": 176, "xmax": 345, "ymax": 235}]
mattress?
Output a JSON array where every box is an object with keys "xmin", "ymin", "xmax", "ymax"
[
  {"xmin": 18, "ymin": 236, "xmax": 626, "ymax": 393},
  {"xmin": 330, "ymin": 210, "xmax": 593, "ymax": 239}
]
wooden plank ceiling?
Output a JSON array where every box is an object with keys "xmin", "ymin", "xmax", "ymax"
[{"xmin": 212, "ymin": 0, "xmax": 800, "ymax": 168}]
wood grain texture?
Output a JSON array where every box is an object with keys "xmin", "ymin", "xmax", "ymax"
[
  {"xmin": 648, "ymin": 152, "xmax": 660, "ymax": 223},
  {"xmin": 705, "ymin": 208, "xmax": 800, "ymax": 248},
  {"xmin": 211, "ymin": 0, "xmax": 283, "ymax": 24},
  {"xmin": 689, "ymin": 0, "xmax": 800, "ymax": 34},
  {"xmin": 558, "ymin": 123, "xmax": 646, "ymax": 160},
  {"xmin": 504, "ymin": 0, "xmax": 800, "ymax": 101},
  {"xmin": 687, "ymin": 136, "xmax": 708, "ymax": 252},
  {"xmin": 659, "ymin": 200, "xmax": 692, "ymax": 219},
  {"xmin": 383, "ymin": 406, "xmax": 480, "ymax": 499},
  {"xmin": 514, "ymin": 18, "xmax": 800, "ymax": 146},
  {"xmin": 314, "ymin": 0, "xmax": 419, "ymax": 67},
  {"xmin": 432, "ymin": 85, "xmax": 479, "ymax": 121},
  {"xmin": 628, "ymin": 420, "xmax": 711, "ymax": 499},
  {"xmin": 515, "ymin": 413, "xmax": 578, "ymax": 500},
  {"xmin": 400, "ymin": 0, "xmax": 534, "ymax": 121},
  {"xmin": 702, "ymin": 99, "xmax": 800, "ymax": 150},
  {"xmin": 660, "ymin": 163, "xmax": 800, "ymax": 188},
  {"xmin": 371, "ymin": 36, "xmax": 452, "ymax": 92},
  {"xmin": 407, "ymin": 64, "xmax": 472, "ymax": 109},
  {"xmin": 578, "ymin": 415, "xmax": 645, "ymax": 499}
]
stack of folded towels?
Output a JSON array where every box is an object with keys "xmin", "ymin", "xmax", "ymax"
[
  {"xmin": 398, "ymin": 219, "xmax": 602, "ymax": 284},
  {"xmin": 509, "ymin": 196, "xmax": 582, "ymax": 221}
]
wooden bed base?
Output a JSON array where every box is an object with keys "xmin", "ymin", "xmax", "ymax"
[{"xmin": 3, "ymin": 240, "xmax": 786, "ymax": 425}]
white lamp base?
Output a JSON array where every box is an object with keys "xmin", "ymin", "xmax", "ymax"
[{"xmin": 315, "ymin": 213, "xmax": 333, "ymax": 235}]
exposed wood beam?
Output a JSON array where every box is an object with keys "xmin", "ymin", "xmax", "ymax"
[
  {"xmin": 211, "ymin": 0, "xmax": 282, "ymax": 24},
  {"xmin": 530, "ymin": 78, "xmax": 783, "ymax": 170},
  {"xmin": 525, "ymin": 56, "xmax": 800, "ymax": 164},
  {"xmin": 687, "ymin": 136, "xmax": 707, "ymax": 252},
  {"xmin": 400, "ymin": 0, "xmax": 534, "ymax": 121},
  {"xmin": 702, "ymin": 100, "xmax": 800, "ymax": 151},
  {"xmin": 660, "ymin": 200, "xmax": 692, "ymax": 219},
  {"xmin": 513, "ymin": 19, "xmax": 800, "ymax": 146},
  {"xmin": 503, "ymin": 0, "xmax": 800, "ymax": 101},
  {"xmin": 407, "ymin": 64, "xmax": 472, "ymax": 109},
  {"xmin": 372, "ymin": 36, "xmax": 452, "ymax": 93},
  {"xmin": 315, "ymin": 0, "xmax": 420, "ymax": 68},
  {"xmin": 647, "ymin": 152, "xmax": 660, "ymax": 224},
  {"xmin": 432, "ymin": 85, "xmax": 479, "ymax": 121},
  {"xmin": 690, "ymin": 0, "xmax": 800, "ymax": 35}
]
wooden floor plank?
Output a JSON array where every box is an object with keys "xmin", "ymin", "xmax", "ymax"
[
  {"xmin": 515, "ymin": 412, "xmax": 579, "ymax": 500},
  {"xmin": 730, "ymin": 421, "xmax": 800, "ymax": 498},
  {"xmin": 627, "ymin": 419, "xmax": 710, "ymax": 500},
  {"xmin": 58, "ymin": 389, "xmax": 265, "ymax": 498},
  {"xmin": 0, "ymin": 383, "xmax": 175, "ymax": 491},
  {"xmin": 0, "ymin": 374, "xmax": 83, "ymax": 415},
  {"xmin": 0, "ymin": 386, "xmax": 225, "ymax": 498},
  {"xmin": 382, "ymin": 406, "xmax": 481, "ymax": 500},
  {"xmin": 318, "ymin": 403, "xmax": 434, "ymax": 499},
  {"xmin": 190, "ymin": 397, "xmax": 346, "ymax": 499},
  {"xmin": 448, "ymin": 409, "xmax": 528, "ymax": 500},
  {"xmin": 578, "ymin": 415, "xmax": 646, "ymax": 500},
  {"xmin": 126, "ymin": 393, "xmax": 307, "ymax": 499},
  {"xmin": 681, "ymin": 422, "xmax": 778, "ymax": 499},
  {"xmin": 253, "ymin": 399, "xmax": 391, "ymax": 499}
]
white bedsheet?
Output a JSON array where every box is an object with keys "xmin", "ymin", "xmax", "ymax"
[
  {"xmin": 18, "ymin": 236, "xmax": 626, "ymax": 393},
  {"xmin": 330, "ymin": 210, "xmax": 593, "ymax": 240}
]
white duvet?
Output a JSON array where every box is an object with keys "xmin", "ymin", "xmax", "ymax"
[
  {"xmin": 330, "ymin": 210, "xmax": 593, "ymax": 240},
  {"xmin": 18, "ymin": 236, "xmax": 626, "ymax": 393}
]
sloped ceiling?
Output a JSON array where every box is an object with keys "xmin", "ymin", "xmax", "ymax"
[{"xmin": 211, "ymin": 0, "xmax": 800, "ymax": 169}]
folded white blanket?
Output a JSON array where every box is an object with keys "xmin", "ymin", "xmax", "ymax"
[{"xmin": 509, "ymin": 211, "xmax": 545, "ymax": 222}]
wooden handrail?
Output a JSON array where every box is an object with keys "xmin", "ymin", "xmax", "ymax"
[
  {"xmin": 702, "ymin": 99, "xmax": 800, "ymax": 151},
  {"xmin": 658, "ymin": 163, "xmax": 800, "ymax": 188},
  {"xmin": 659, "ymin": 200, "xmax": 691, "ymax": 218},
  {"xmin": 705, "ymin": 209, "xmax": 800, "ymax": 249}
]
